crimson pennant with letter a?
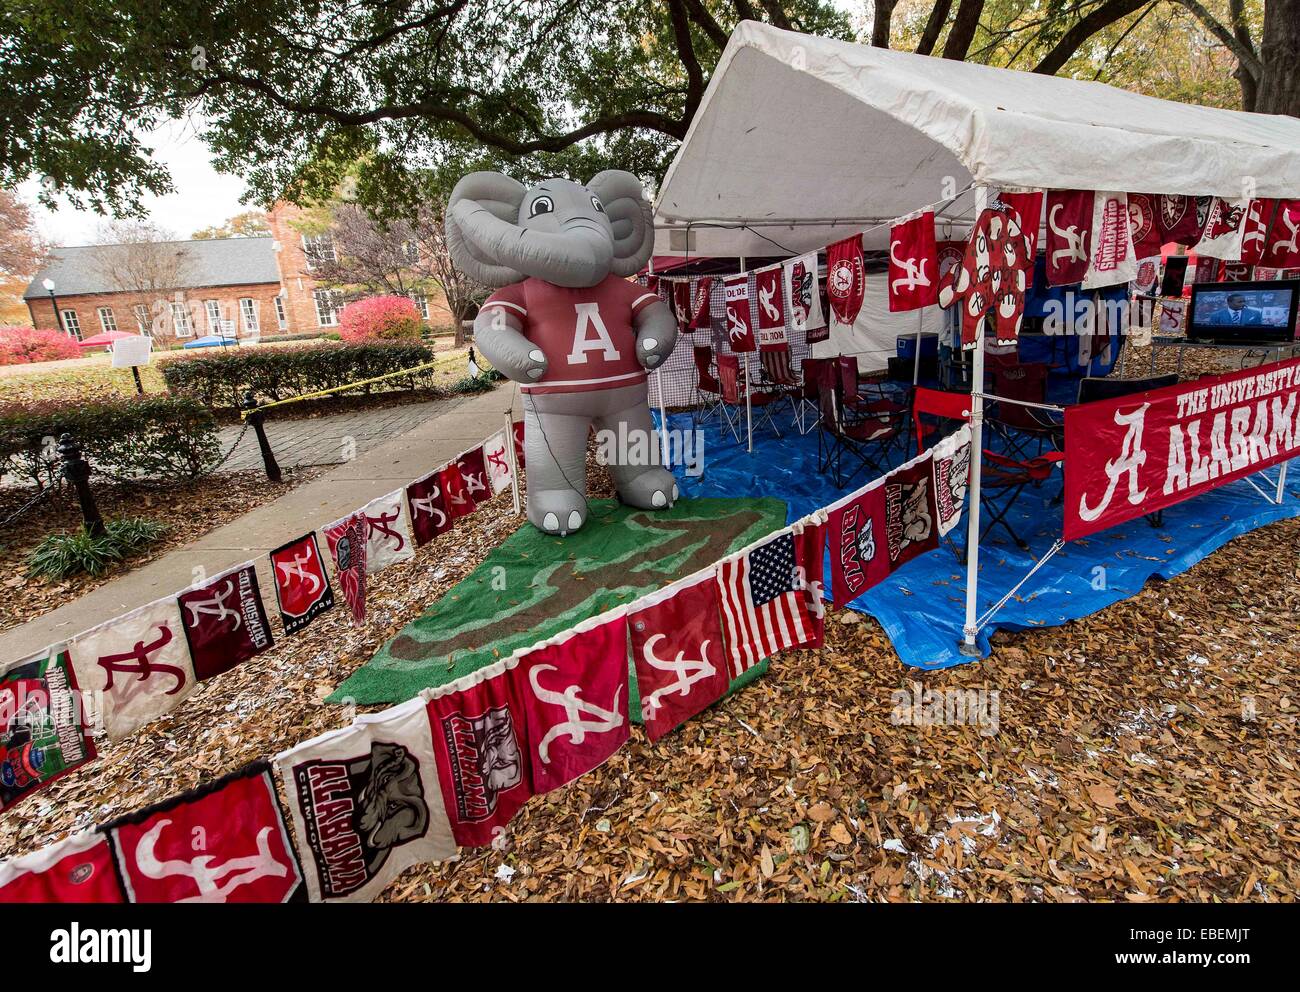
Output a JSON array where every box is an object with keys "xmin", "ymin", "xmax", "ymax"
[
  {"xmin": 103, "ymin": 761, "xmax": 304, "ymax": 903},
  {"xmin": 69, "ymin": 596, "xmax": 198, "ymax": 740},
  {"xmin": 425, "ymin": 661, "xmax": 535, "ymax": 847},
  {"xmin": 517, "ymin": 612, "xmax": 630, "ymax": 794},
  {"xmin": 440, "ymin": 463, "xmax": 474, "ymax": 520},
  {"xmin": 723, "ymin": 274, "xmax": 756, "ymax": 352},
  {"xmin": 269, "ymin": 532, "xmax": 335, "ymax": 634},
  {"xmin": 177, "ymin": 561, "xmax": 274, "ymax": 679},
  {"xmin": 1045, "ymin": 190, "xmax": 1093, "ymax": 286},
  {"xmin": 888, "ymin": 212, "xmax": 938, "ymax": 312},
  {"xmin": 628, "ymin": 569, "xmax": 731, "ymax": 741},
  {"xmin": 753, "ymin": 266, "xmax": 788, "ymax": 350},
  {"xmin": 825, "ymin": 234, "xmax": 866, "ymax": 326},
  {"xmin": 406, "ymin": 469, "xmax": 453, "ymax": 545},
  {"xmin": 457, "ymin": 445, "xmax": 491, "ymax": 507}
]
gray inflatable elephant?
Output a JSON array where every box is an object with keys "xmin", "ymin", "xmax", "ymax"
[{"xmin": 446, "ymin": 170, "xmax": 679, "ymax": 535}]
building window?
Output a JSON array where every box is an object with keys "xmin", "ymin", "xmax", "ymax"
[
  {"xmin": 134, "ymin": 304, "xmax": 151, "ymax": 334},
  {"xmin": 301, "ymin": 233, "xmax": 336, "ymax": 268},
  {"xmin": 97, "ymin": 307, "xmax": 117, "ymax": 333},
  {"xmin": 240, "ymin": 298, "xmax": 260, "ymax": 333},
  {"xmin": 411, "ymin": 291, "xmax": 430, "ymax": 321},
  {"xmin": 204, "ymin": 299, "xmax": 222, "ymax": 332},
  {"xmin": 313, "ymin": 289, "xmax": 342, "ymax": 327},
  {"xmin": 171, "ymin": 302, "xmax": 194, "ymax": 337},
  {"xmin": 274, "ymin": 294, "xmax": 288, "ymax": 331},
  {"xmin": 60, "ymin": 309, "xmax": 81, "ymax": 340}
]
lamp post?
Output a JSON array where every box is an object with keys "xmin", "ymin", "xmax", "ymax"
[{"xmin": 42, "ymin": 277, "xmax": 64, "ymax": 337}]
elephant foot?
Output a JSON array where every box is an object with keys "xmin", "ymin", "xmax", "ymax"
[
  {"xmin": 617, "ymin": 467, "xmax": 679, "ymax": 511},
  {"xmin": 528, "ymin": 489, "xmax": 587, "ymax": 536}
]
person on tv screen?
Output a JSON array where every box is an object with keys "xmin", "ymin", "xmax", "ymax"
[{"xmin": 1207, "ymin": 292, "xmax": 1263, "ymax": 326}]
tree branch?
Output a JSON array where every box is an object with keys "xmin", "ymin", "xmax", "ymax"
[
  {"xmin": 1031, "ymin": 0, "xmax": 1150, "ymax": 76},
  {"xmin": 681, "ymin": 0, "xmax": 730, "ymax": 49},
  {"xmin": 1170, "ymin": 0, "xmax": 1262, "ymax": 78}
]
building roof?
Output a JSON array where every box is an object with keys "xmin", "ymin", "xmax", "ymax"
[
  {"xmin": 24, "ymin": 236, "xmax": 281, "ymax": 299},
  {"xmin": 654, "ymin": 21, "xmax": 1300, "ymax": 257}
]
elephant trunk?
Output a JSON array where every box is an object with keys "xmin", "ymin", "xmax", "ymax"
[{"xmin": 449, "ymin": 200, "xmax": 613, "ymax": 288}]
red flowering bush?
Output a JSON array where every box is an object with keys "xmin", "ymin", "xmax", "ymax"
[
  {"xmin": 0, "ymin": 325, "xmax": 82, "ymax": 365},
  {"xmin": 337, "ymin": 295, "xmax": 423, "ymax": 343}
]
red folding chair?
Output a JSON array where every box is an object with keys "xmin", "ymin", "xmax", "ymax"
[
  {"xmin": 717, "ymin": 353, "xmax": 782, "ymax": 445},
  {"xmin": 912, "ymin": 386, "xmax": 973, "ymax": 457},
  {"xmin": 816, "ymin": 360, "xmax": 904, "ymax": 487},
  {"xmin": 755, "ymin": 345, "xmax": 805, "ymax": 430},
  {"xmin": 986, "ymin": 355, "xmax": 1064, "ymax": 457},
  {"xmin": 836, "ymin": 356, "xmax": 908, "ymax": 463},
  {"xmin": 797, "ymin": 356, "xmax": 828, "ymax": 435},
  {"xmin": 692, "ymin": 343, "xmax": 722, "ymax": 428}
]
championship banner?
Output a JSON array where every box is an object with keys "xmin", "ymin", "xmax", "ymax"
[
  {"xmin": 177, "ymin": 561, "xmax": 273, "ymax": 680},
  {"xmin": 270, "ymin": 532, "xmax": 335, "ymax": 634},
  {"xmin": 825, "ymin": 234, "xmax": 866, "ymax": 326},
  {"xmin": 424, "ymin": 659, "xmax": 534, "ymax": 847},
  {"xmin": 1, "ymin": 645, "xmax": 95, "ymax": 814},
  {"xmin": 1082, "ymin": 191, "xmax": 1137, "ymax": 289},
  {"xmin": 406, "ymin": 469, "xmax": 452, "ymax": 545},
  {"xmin": 102, "ymin": 761, "xmax": 304, "ymax": 903},
  {"xmin": 0, "ymin": 831, "xmax": 125, "ymax": 903},
  {"xmin": 516, "ymin": 611, "xmax": 630, "ymax": 794},
  {"xmin": 627, "ymin": 568, "xmax": 731, "ymax": 741},
  {"xmin": 482, "ymin": 429, "xmax": 514, "ymax": 495},
  {"xmin": 723, "ymin": 274, "xmax": 756, "ymax": 352},
  {"xmin": 753, "ymin": 266, "xmax": 787, "ymax": 349},
  {"xmin": 360, "ymin": 489, "xmax": 416, "ymax": 574},
  {"xmin": 322, "ymin": 512, "xmax": 368, "ymax": 626},
  {"xmin": 782, "ymin": 252, "xmax": 825, "ymax": 337},
  {"xmin": 69, "ymin": 596, "xmax": 198, "ymax": 740},
  {"xmin": 457, "ymin": 445, "xmax": 491, "ymax": 506},
  {"xmin": 275, "ymin": 697, "xmax": 457, "ymax": 903},
  {"xmin": 888, "ymin": 212, "xmax": 938, "ymax": 312},
  {"xmin": 1263, "ymin": 198, "xmax": 1300, "ymax": 268},
  {"xmin": 1045, "ymin": 190, "xmax": 1092, "ymax": 286},
  {"xmin": 1064, "ymin": 358, "xmax": 1300, "ymax": 540}
]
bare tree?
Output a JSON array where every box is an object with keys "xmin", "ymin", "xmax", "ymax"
[{"xmin": 92, "ymin": 219, "xmax": 197, "ymax": 343}]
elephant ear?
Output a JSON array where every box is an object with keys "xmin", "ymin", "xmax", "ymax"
[
  {"xmin": 445, "ymin": 171, "xmax": 528, "ymax": 287},
  {"xmin": 587, "ymin": 170, "xmax": 653, "ymax": 277}
]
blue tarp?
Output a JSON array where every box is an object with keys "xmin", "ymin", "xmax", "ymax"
[{"xmin": 657, "ymin": 404, "xmax": 1300, "ymax": 669}]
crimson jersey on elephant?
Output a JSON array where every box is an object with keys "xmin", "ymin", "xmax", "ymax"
[{"xmin": 446, "ymin": 170, "xmax": 680, "ymax": 535}]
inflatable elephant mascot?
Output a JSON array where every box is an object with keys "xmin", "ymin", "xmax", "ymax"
[{"xmin": 446, "ymin": 170, "xmax": 679, "ymax": 535}]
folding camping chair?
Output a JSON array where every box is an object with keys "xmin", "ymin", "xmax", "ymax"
[
  {"xmin": 986, "ymin": 356, "xmax": 1064, "ymax": 458},
  {"xmin": 691, "ymin": 342, "xmax": 723, "ymax": 428},
  {"xmin": 911, "ymin": 386, "xmax": 973, "ymax": 458},
  {"xmin": 797, "ymin": 356, "xmax": 829, "ymax": 435},
  {"xmin": 754, "ymin": 345, "xmax": 806, "ymax": 431},
  {"xmin": 837, "ymin": 356, "xmax": 909, "ymax": 464},
  {"xmin": 816, "ymin": 360, "xmax": 906, "ymax": 487},
  {"xmin": 717, "ymin": 353, "xmax": 782, "ymax": 445}
]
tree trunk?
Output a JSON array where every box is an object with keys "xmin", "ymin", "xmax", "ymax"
[
  {"xmin": 872, "ymin": 0, "xmax": 899, "ymax": 48},
  {"xmin": 1255, "ymin": 0, "xmax": 1300, "ymax": 116},
  {"xmin": 942, "ymin": 0, "xmax": 985, "ymax": 61}
]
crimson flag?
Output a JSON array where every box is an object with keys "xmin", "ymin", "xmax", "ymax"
[
  {"xmin": 827, "ymin": 481, "xmax": 888, "ymax": 608},
  {"xmin": 103, "ymin": 761, "xmax": 304, "ymax": 903},
  {"xmin": 716, "ymin": 528, "xmax": 822, "ymax": 678},
  {"xmin": 512, "ymin": 419, "xmax": 526, "ymax": 469},
  {"xmin": 269, "ymin": 532, "xmax": 334, "ymax": 634},
  {"xmin": 999, "ymin": 190, "xmax": 1044, "ymax": 257},
  {"xmin": 440, "ymin": 463, "xmax": 474, "ymax": 520},
  {"xmin": 690, "ymin": 277, "xmax": 714, "ymax": 330},
  {"xmin": 1263, "ymin": 199, "xmax": 1300, "ymax": 268},
  {"xmin": 628, "ymin": 570, "xmax": 731, "ymax": 741},
  {"xmin": 457, "ymin": 445, "xmax": 491, "ymax": 506},
  {"xmin": 425, "ymin": 661, "xmax": 534, "ymax": 847},
  {"xmin": 883, "ymin": 455, "xmax": 941, "ymax": 569},
  {"xmin": 754, "ymin": 266, "xmax": 786, "ymax": 344},
  {"xmin": 1240, "ymin": 198, "xmax": 1275, "ymax": 265},
  {"xmin": 177, "ymin": 561, "xmax": 273, "ymax": 680},
  {"xmin": 406, "ymin": 469, "xmax": 452, "ymax": 546},
  {"xmin": 1045, "ymin": 190, "xmax": 1092, "ymax": 285},
  {"xmin": 888, "ymin": 212, "xmax": 939, "ymax": 312},
  {"xmin": 1153, "ymin": 194, "xmax": 1205, "ymax": 246},
  {"xmin": 825, "ymin": 234, "xmax": 865, "ymax": 325},
  {"xmin": 517, "ymin": 612, "xmax": 630, "ymax": 794},
  {"xmin": 0, "ymin": 832, "xmax": 124, "ymax": 903},
  {"xmin": 323, "ymin": 512, "xmax": 367, "ymax": 626},
  {"xmin": 673, "ymin": 281, "xmax": 692, "ymax": 328},
  {"xmin": 1126, "ymin": 193, "xmax": 1164, "ymax": 258},
  {"xmin": 723, "ymin": 275, "xmax": 756, "ymax": 352}
]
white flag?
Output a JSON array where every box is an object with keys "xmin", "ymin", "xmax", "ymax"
[
  {"xmin": 782, "ymin": 252, "xmax": 825, "ymax": 334},
  {"xmin": 360, "ymin": 489, "xmax": 416, "ymax": 573},
  {"xmin": 482, "ymin": 429, "xmax": 514, "ymax": 494},
  {"xmin": 1081, "ymin": 191, "xmax": 1137, "ymax": 289}
]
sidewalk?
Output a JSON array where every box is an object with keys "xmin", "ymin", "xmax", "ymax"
[{"xmin": 0, "ymin": 383, "xmax": 521, "ymax": 660}]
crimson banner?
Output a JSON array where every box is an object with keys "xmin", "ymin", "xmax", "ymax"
[{"xmin": 1064, "ymin": 358, "xmax": 1300, "ymax": 540}]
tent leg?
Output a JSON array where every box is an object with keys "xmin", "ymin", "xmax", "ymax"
[
  {"xmin": 745, "ymin": 359, "xmax": 754, "ymax": 453},
  {"xmin": 657, "ymin": 372, "xmax": 670, "ymax": 469},
  {"xmin": 960, "ymin": 187, "xmax": 989, "ymax": 656},
  {"xmin": 913, "ymin": 311, "xmax": 923, "ymax": 386},
  {"xmin": 1277, "ymin": 460, "xmax": 1289, "ymax": 504},
  {"xmin": 505, "ymin": 410, "xmax": 522, "ymax": 517}
]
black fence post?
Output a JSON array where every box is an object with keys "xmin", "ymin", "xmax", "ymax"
[
  {"xmin": 243, "ymin": 391, "xmax": 283, "ymax": 483},
  {"xmin": 58, "ymin": 433, "xmax": 105, "ymax": 537}
]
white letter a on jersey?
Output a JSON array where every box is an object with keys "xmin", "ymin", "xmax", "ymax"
[{"xmin": 568, "ymin": 303, "xmax": 621, "ymax": 364}]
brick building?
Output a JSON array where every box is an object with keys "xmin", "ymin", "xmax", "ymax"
[{"xmin": 24, "ymin": 202, "xmax": 450, "ymax": 341}]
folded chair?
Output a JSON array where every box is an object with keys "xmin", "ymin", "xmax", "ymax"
[
  {"xmin": 717, "ymin": 353, "xmax": 782, "ymax": 445},
  {"xmin": 816, "ymin": 361, "xmax": 905, "ymax": 487}
]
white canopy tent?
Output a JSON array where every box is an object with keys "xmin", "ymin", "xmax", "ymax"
[
  {"xmin": 654, "ymin": 21, "xmax": 1300, "ymax": 258},
  {"xmin": 652, "ymin": 21, "xmax": 1300, "ymax": 656}
]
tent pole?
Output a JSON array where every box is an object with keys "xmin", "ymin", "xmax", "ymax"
[
  {"xmin": 913, "ymin": 310, "xmax": 923, "ymax": 386},
  {"xmin": 960, "ymin": 185, "xmax": 989, "ymax": 656},
  {"xmin": 739, "ymin": 257, "xmax": 753, "ymax": 453},
  {"xmin": 505, "ymin": 411, "xmax": 522, "ymax": 517},
  {"xmin": 657, "ymin": 371, "xmax": 670, "ymax": 467}
]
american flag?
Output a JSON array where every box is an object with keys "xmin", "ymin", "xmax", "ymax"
[{"xmin": 716, "ymin": 529, "xmax": 821, "ymax": 677}]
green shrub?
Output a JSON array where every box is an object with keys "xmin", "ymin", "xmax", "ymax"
[
  {"xmin": 27, "ymin": 517, "xmax": 168, "ymax": 579},
  {"xmin": 0, "ymin": 395, "xmax": 220, "ymax": 487},
  {"xmin": 160, "ymin": 341, "xmax": 438, "ymax": 410}
]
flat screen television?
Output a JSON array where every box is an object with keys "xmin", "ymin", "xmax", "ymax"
[{"xmin": 1187, "ymin": 279, "xmax": 1300, "ymax": 343}]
